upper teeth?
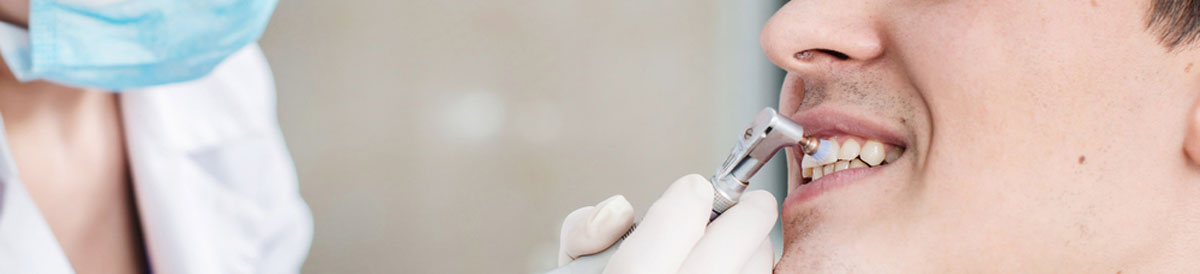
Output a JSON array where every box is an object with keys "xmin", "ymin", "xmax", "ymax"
[
  {"xmin": 838, "ymin": 139, "xmax": 860, "ymax": 160},
  {"xmin": 801, "ymin": 138, "xmax": 901, "ymax": 181}
]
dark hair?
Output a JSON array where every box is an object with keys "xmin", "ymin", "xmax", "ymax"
[{"xmin": 1148, "ymin": 0, "xmax": 1200, "ymax": 49}]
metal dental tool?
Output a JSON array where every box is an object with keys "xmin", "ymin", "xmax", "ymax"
[
  {"xmin": 547, "ymin": 107, "xmax": 835, "ymax": 274},
  {"xmin": 709, "ymin": 107, "xmax": 834, "ymax": 221}
]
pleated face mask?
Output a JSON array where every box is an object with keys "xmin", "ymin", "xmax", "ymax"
[{"xmin": 0, "ymin": 0, "xmax": 277, "ymax": 90}]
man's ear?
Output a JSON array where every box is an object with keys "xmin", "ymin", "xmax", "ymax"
[{"xmin": 1185, "ymin": 98, "xmax": 1200, "ymax": 165}]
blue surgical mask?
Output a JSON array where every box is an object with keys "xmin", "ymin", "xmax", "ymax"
[{"xmin": 0, "ymin": 0, "xmax": 277, "ymax": 90}]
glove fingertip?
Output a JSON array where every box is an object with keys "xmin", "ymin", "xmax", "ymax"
[
  {"xmin": 676, "ymin": 173, "xmax": 714, "ymax": 199},
  {"xmin": 562, "ymin": 205, "xmax": 597, "ymax": 233},
  {"xmin": 588, "ymin": 195, "xmax": 634, "ymax": 237},
  {"xmin": 559, "ymin": 205, "xmax": 597, "ymax": 266}
]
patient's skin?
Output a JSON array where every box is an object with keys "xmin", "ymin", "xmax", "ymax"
[
  {"xmin": 0, "ymin": 1, "xmax": 147, "ymax": 272},
  {"xmin": 764, "ymin": 1, "xmax": 1200, "ymax": 273},
  {"xmin": 0, "ymin": 0, "xmax": 24, "ymax": 28}
]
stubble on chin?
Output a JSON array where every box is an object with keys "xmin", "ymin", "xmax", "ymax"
[{"xmin": 776, "ymin": 206, "xmax": 825, "ymax": 273}]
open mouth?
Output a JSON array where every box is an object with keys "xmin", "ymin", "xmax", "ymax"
[
  {"xmin": 784, "ymin": 106, "xmax": 912, "ymax": 205},
  {"xmin": 800, "ymin": 136, "xmax": 904, "ymax": 184}
]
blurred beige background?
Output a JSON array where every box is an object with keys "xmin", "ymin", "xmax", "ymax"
[{"xmin": 259, "ymin": 0, "xmax": 785, "ymax": 273}]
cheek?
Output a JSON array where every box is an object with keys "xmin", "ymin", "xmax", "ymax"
[
  {"xmin": 894, "ymin": 1, "xmax": 1167, "ymax": 203},
  {"xmin": 886, "ymin": 0, "xmax": 1182, "ymax": 266}
]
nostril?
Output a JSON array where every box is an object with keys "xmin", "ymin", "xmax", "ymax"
[
  {"xmin": 795, "ymin": 49, "xmax": 851, "ymax": 61},
  {"xmin": 795, "ymin": 50, "xmax": 815, "ymax": 61},
  {"xmin": 821, "ymin": 49, "xmax": 850, "ymax": 60}
]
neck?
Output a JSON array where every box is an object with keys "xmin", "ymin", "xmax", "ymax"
[
  {"xmin": 0, "ymin": 56, "xmax": 118, "ymax": 141},
  {"xmin": 0, "ymin": 0, "xmax": 28, "ymax": 28}
]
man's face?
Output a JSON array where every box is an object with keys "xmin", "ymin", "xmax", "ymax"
[{"xmin": 766, "ymin": 1, "xmax": 1200, "ymax": 272}]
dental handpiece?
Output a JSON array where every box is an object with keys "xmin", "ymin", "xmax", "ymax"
[
  {"xmin": 547, "ymin": 107, "xmax": 836, "ymax": 274},
  {"xmin": 708, "ymin": 107, "xmax": 835, "ymax": 221}
]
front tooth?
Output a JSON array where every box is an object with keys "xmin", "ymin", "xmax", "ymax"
[
  {"xmin": 801, "ymin": 154, "xmax": 818, "ymax": 168},
  {"xmin": 822, "ymin": 164, "xmax": 835, "ymax": 175},
  {"xmin": 812, "ymin": 166, "xmax": 824, "ymax": 180},
  {"xmin": 818, "ymin": 141, "xmax": 840, "ymax": 165},
  {"xmin": 802, "ymin": 167, "xmax": 813, "ymax": 178},
  {"xmin": 834, "ymin": 160, "xmax": 850, "ymax": 171},
  {"xmin": 885, "ymin": 147, "xmax": 902, "ymax": 163},
  {"xmin": 838, "ymin": 139, "xmax": 860, "ymax": 160},
  {"xmin": 860, "ymin": 140, "xmax": 885, "ymax": 166},
  {"xmin": 849, "ymin": 159, "xmax": 868, "ymax": 168}
]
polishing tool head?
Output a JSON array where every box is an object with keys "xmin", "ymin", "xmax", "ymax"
[{"xmin": 807, "ymin": 139, "xmax": 839, "ymax": 164}]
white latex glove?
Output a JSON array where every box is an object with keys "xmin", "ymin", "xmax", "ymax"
[
  {"xmin": 557, "ymin": 174, "xmax": 778, "ymax": 274},
  {"xmin": 557, "ymin": 194, "xmax": 636, "ymax": 266}
]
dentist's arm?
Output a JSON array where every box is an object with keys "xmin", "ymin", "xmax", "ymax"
[{"xmin": 556, "ymin": 174, "xmax": 778, "ymax": 274}]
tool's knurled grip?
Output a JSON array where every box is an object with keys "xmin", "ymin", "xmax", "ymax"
[{"xmin": 710, "ymin": 190, "xmax": 737, "ymax": 221}]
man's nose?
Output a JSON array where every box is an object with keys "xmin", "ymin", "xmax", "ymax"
[{"xmin": 760, "ymin": 1, "xmax": 884, "ymax": 80}]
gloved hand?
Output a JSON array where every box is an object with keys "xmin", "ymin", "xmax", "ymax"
[{"xmin": 557, "ymin": 174, "xmax": 778, "ymax": 274}]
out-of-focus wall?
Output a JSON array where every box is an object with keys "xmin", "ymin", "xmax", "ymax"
[{"xmin": 259, "ymin": 1, "xmax": 781, "ymax": 273}]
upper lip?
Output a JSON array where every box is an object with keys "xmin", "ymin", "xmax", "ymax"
[{"xmin": 790, "ymin": 106, "xmax": 908, "ymax": 148}]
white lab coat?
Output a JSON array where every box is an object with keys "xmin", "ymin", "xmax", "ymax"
[{"xmin": 0, "ymin": 45, "xmax": 313, "ymax": 273}]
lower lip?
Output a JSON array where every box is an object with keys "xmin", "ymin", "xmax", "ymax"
[{"xmin": 784, "ymin": 162, "xmax": 890, "ymax": 208}]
